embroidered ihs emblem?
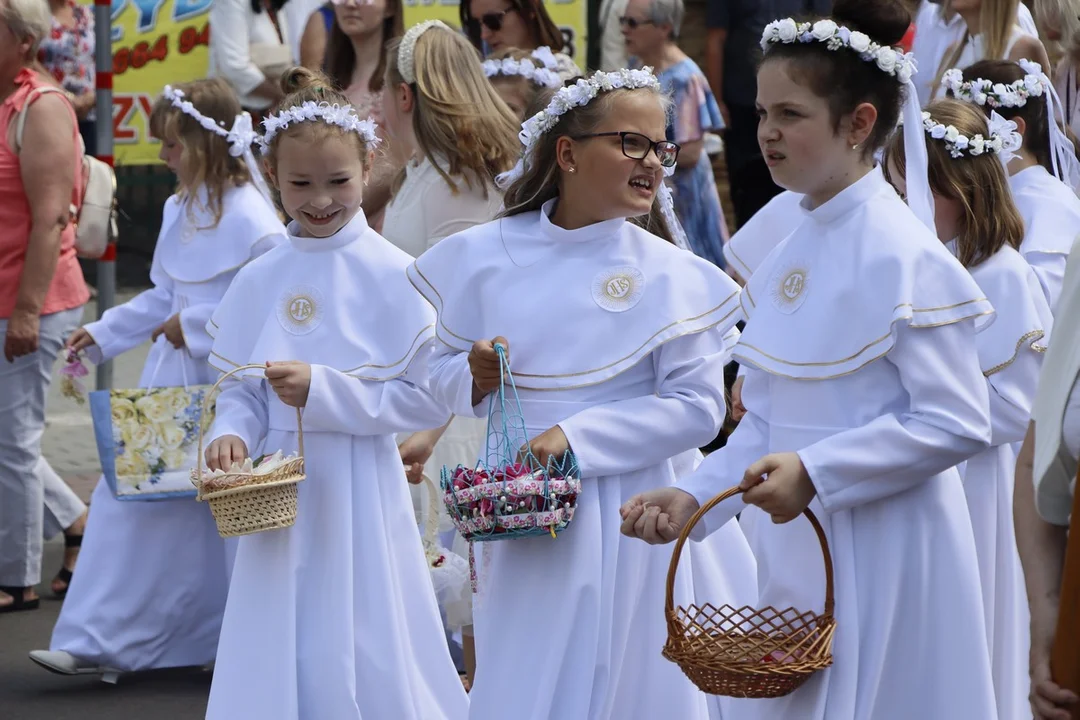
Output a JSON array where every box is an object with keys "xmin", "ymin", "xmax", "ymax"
[
  {"xmin": 592, "ymin": 267, "xmax": 645, "ymax": 312},
  {"xmin": 768, "ymin": 262, "xmax": 809, "ymax": 314},
  {"xmin": 277, "ymin": 286, "xmax": 325, "ymax": 335}
]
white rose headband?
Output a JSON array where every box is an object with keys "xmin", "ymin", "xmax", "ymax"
[
  {"xmin": 922, "ymin": 109, "xmax": 1023, "ymax": 163},
  {"xmin": 161, "ymin": 85, "xmax": 274, "ymax": 208},
  {"xmin": 496, "ymin": 68, "xmax": 694, "ymax": 252},
  {"xmin": 761, "ymin": 18, "xmax": 935, "ymax": 231},
  {"xmin": 398, "ymin": 19, "xmax": 451, "ymax": 85},
  {"xmin": 483, "ymin": 46, "xmax": 564, "ymax": 90},
  {"xmin": 943, "ymin": 60, "xmax": 1080, "ymax": 192},
  {"xmin": 259, "ymin": 101, "xmax": 381, "ymax": 154}
]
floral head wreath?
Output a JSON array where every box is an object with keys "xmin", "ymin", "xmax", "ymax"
[
  {"xmin": 398, "ymin": 19, "xmax": 451, "ymax": 85},
  {"xmin": 496, "ymin": 68, "xmax": 694, "ymax": 251},
  {"xmin": 762, "ymin": 18, "xmax": 935, "ymax": 229},
  {"xmin": 942, "ymin": 60, "xmax": 1080, "ymax": 191},
  {"xmin": 922, "ymin": 109, "xmax": 1022, "ymax": 162},
  {"xmin": 160, "ymin": 85, "xmax": 273, "ymax": 206},
  {"xmin": 259, "ymin": 102, "xmax": 381, "ymax": 155},
  {"xmin": 483, "ymin": 46, "xmax": 564, "ymax": 90}
]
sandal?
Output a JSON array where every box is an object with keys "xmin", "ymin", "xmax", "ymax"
[
  {"xmin": 0, "ymin": 586, "xmax": 40, "ymax": 614},
  {"xmin": 52, "ymin": 533, "xmax": 82, "ymax": 599}
]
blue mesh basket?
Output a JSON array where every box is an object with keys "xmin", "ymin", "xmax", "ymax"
[{"xmin": 441, "ymin": 344, "xmax": 581, "ymax": 542}]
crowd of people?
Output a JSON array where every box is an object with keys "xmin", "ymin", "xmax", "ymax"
[{"xmin": 2, "ymin": 0, "xmax": 1080, "ymax": 718}]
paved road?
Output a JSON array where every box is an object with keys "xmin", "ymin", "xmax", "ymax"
[{"xmin": 0, "ymin": 291, "xmax": 210, "ymax": 719}]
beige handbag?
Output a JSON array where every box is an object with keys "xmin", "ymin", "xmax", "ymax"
[
  {"xmin": 15, "ymin": 87, "xmax": 116, "ymax": 260},
  {"xmin": 250, "ymin": 42, "xmax": 292, "ymax": 83}
]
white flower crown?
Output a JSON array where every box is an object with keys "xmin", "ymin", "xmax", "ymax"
[
  {"xmin": 941, "ymin": 62, "xmax": 1049, "ymax": 109},
  {"xmin": 161, "ymin": 85, "xmax": 258, "ymax": 157},
  {"xmin": 259, "ymin": 101, "xmax": 381, "ymax": 155},
  {"xmin": 483, "ymin": 47, "xmax": 564, "ymax": 90},
  {"xmin": 922, "ymin": 109, "xmax": 1022, "ymax": 160},
  {"xmin": 761, "ymin": 18, "xmax": 916, "ymax": 84}
]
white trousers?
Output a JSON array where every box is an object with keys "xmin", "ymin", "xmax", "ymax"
[{"xmin": 0, "ymin": 306, "xmax": 87, "ymax": 586}]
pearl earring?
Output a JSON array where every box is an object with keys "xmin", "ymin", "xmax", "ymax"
[{"xmin": 568, "ymin": 166, "xmax": 577, "ymax": 174}]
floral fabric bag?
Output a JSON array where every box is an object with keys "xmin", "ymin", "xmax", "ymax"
[{"xmin": 89, "ymin": 352, "xmax": 213, "ymax": 501}]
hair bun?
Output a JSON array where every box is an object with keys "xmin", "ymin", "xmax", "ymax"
[
  {"xmin": 831, "ymin": 0, "xmax": 910, "ymax": 48},
  {"xmin": 279, "ymin": 66, "xmax": 334, "ymax": 96}
]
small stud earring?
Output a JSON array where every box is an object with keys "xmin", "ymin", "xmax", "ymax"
[
  {"xmin": 568, "ymin": 166, "xmax": 577, "ymax": 174},
  {"xmin": 852, "ymin": 144, "xmax": 860, "ymax": 151}
]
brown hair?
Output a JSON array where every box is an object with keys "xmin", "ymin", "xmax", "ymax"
[
  {"xmin": 149, "ymin": 77, "xmax": 250, "ymax": 227},
  {"xmin": 324, "ymin": 0, "xmax": 405, "ymax": 95},
  {"xmin": 385, "ymin": 25, "xmax": 520, "ymax": 197},
  {"xmin": 762, "ymin": 0, "xmax": 912, "ymax": 159},
  {"xmin": 499, "ymin": 83, "xmax": 678, "ymax": 244},
  {"xmin": 459, "ymin": 0, "xmax": 564, "ymax": 55},
  {"xmin": 884, "ymin": 98, "xmax": 1025, "ymax": 268},
  {"xmin": 486, "ymin": 47, "xmax": 559, "ymax": 120},
  {"xmin": 262, "ymin": 67, "xmax": 379, "ymax": 175},
  {"xmin": 957, "ymin": 59, "xmax": 1078, "ymax": 175}
]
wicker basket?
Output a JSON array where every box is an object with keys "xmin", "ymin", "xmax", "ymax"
[
  {"xmin": 663, "ymin": 486, "xmax": 836, "ymax": 698},
  {"xmin": 192, "ymin": 364, "xmax": 306, "ymax": 538}
]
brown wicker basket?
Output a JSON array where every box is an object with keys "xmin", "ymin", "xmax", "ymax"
[
  {"xmin": 663, "ymin": 486, "xmax": 836, "ymax": 698},
  {"xmin": 193, "ymin": 364, "xmax": 306, "ymax": 538}
]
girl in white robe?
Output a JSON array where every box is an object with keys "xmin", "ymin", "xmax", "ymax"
[
  {"xmin": 30, "ymin": 79, "xmax": 286, "ymax": 678},
  {"xmin": 408, "ymin": 68, "xmax": 756, "ymax": 720},
  {"xmin": 885, "ymin": 97, "xmax": 1053, "ymax": 720},
  {"xmin": 951, "ymin": 59, "xmax": 1080, "ymax": 311},
  {"xmin": 623, "ymin": 5, "xmax": 999, "ymax": 718},
  {"xmin": 722, "ymin": 189, "xmax": 805, "ymax": 283},
  {"xmin": 202, "ymin": 68, "xmax": 468, "ymax": 720}
]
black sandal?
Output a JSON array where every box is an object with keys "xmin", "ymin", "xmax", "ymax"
[
  {"xmin": 52, "ymin": 533, "xmax": 82, "ymax": 599},
  {"xmin": 0, "ymin": 586, "xmax": 40, "ymax": 614}
]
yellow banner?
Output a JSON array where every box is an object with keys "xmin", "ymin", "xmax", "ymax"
[{"xmin": 106, "ymin": 0, "xmax": 586, "ymax": 165}]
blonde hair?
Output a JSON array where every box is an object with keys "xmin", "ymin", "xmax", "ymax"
[
  {"xmin": 385, "ymin": 26, "xmax": 520, "ymax": 197},
  {"xmin": 1, "ymin": 0, "xmax": 50, "ymax": 57},
  {"xmin": 149, "ymin": 78, "xmax": 250, "ymax": 227},
  {"xmin": 935, "ymin": 0, "xmax": 1021, "ymax": 91},
  {"xmin": 1034, "ymin": 0, "xmax": 1080, "ymax": 63},
  {"xmin": 884, "ymin": 98, "xmax": 1024, "ymax": 268},
  {"xmin": 500, "ymin": 84, "xmax": 677, "ymax": 245}
]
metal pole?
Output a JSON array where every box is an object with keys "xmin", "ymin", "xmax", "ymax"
[{"xmin": 93, "ymin": 0, "xmax": 114, "ymax": 390}]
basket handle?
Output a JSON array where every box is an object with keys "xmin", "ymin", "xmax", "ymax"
[
  {"xmin": 663, "ymin": 486, "xmax": 835, "ymax": 621},
  {"xmin": 420, "ymin": 473, "xmax": 441, "ymax": 547},
  {"xmin": 195, "ymin": 363, "xmax": 304, "ymax": 498}
]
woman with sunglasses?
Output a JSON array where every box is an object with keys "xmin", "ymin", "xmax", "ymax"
[
  {"xmin": 623, "ymin": 0, "xmax": 729, "ymax": 269},
  {"xmin": 460, "ymin": 0, "xmax": 580, "ymax": 81}
]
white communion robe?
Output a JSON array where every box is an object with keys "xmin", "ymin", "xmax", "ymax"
[
  {"xmin": 722, "ymin": 190, "xmax": 805, "ymax": 281},
  {"xmin": 50, "ymin": 183, "xmax": 285, "ymax": 671},
  {"xmin": 203, "ymin": 210, "xmax": 468, "ymax": 720},
  {"xmin": 1010, "ymin": 164, "xmax": 1080, "ymax": 311},
  {"xmin": 407, "ymin": 201, "xmax": 758, "ymax": 720},
  {"xmin": 680, "ymin": 168, "xmax": 999, "ymax": 720},
  {"xmin": 957, "ymin": 244, "xmax": 1052, "ymax": 720}
]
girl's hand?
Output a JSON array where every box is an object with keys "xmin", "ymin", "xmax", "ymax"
[
  {"xmin": 1029, "ymin": 599, "xmax": 1078, "ymax": 719},
  {"xmin": 66, "ymin": 327, "xmax": 96, "ymax": 353},
  {"xmin": 740, "ymin": 452, "xmax": 816, "ymax": 524},
  {"xmin": 469, "ymin": 336, "xmax": 509, "ymax": 397},
  {"xmin": 151, "ymin": 313, "xmax": 185, "ymax": 349},
  {"xmin": 399, "ymin": 429, "xmax": 439, "ymax": 485},
  {"xmin": 730, "ymin": 375, "xmax": 747, "ymax": 423},
  {"xmin": 206, "ymin": 435, "xmax": 248, "ymax": 472},
  {"xmin": 519, "ymin": 425, "xmax": 571, "ymax": 471},
  {"xmin": 265, "ymin": 361, "xmax": 311, "ymax": 408}
]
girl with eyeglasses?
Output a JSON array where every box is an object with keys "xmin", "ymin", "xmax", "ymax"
[{"xmin": 460, "ymin": 0, "xmax": 580, "ymax": 81}]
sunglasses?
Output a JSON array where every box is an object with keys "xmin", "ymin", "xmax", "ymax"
[
  {"xmin": 468, "ymin": 7, "xmax": 518, "ymax": 32},
  {"xmin": 571, "ymin": 131, "xmax": 680, "ymax": 168},
  {"xmin": 618, "ymin": 16, "xmax": 656, "ymax": 30}
]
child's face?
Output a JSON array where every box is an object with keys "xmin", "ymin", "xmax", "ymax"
[
  {"xmin": 886, "ymin": 157, "xmax": 962, "ymax": 243},
  {"xmin": 157, "ymin": 135, "xmax": 184, "ymax": 178},
  {"xmin": 756, "ymin": 59, "xmax": 863, "ymax": 201},
  {"xmin": 273, "ymin": 133, "xmax": 370, "ymax": 238},
  {"xmin": 492, "ymin": 77, "xmax": 529, "ymax": 122}
]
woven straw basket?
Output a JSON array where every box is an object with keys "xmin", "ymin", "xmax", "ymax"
[
  {"xmin": 663, "ymin": 486, "xmax": 836, "ymax": 698},
  {"xmin": 193, "ymin": 364, "xmax": 305, "ymax": 538}
]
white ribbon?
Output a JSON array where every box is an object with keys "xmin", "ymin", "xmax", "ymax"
[
  {"xmin": 901, "ymin": 78, "xmax": 936, "ymax": 231},
  {"xmin": 1019, "ymin": 59, "xmax": 1080, "ymax": 192},
  {"xmin": 227, "ymin": 112, "xmax": 274, "ymax": 208}
]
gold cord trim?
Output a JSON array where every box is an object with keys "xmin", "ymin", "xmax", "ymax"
[{"xmin": 983, "ymin": 329, "xmax": 1047, "ymax": 377}]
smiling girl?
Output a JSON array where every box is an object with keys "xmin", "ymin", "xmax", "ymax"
[
  {"xmin": 201, "ymin": 67, "xmax": 467, "ymax": 720},
  {"xmin": 622, "ymin": 1, "xmax": 1000, "ymax": 717},
  {"xmin": 408, "ymin": 68, "xmax": 756, "ymax": 719}
]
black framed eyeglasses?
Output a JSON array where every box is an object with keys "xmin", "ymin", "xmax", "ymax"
[
  {"xmin": 468, "ymin": 7, "xmax": 517, "ymax": 32},
  {"xmin": 618, "ymin": 15, "xmax": 655, "ymax": 29},
  {"xmin": 571, "ymin": 131, "xmax": 680, "ymax": 167}
]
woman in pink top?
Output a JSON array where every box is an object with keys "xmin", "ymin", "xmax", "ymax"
[{"xmin": 0, "ymin": 0, "xmax": 89, "ymax": 613}]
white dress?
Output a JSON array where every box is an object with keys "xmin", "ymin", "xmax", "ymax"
[
  {"xmin": 958, "ymin": 244, "xmax": 1051, "ymax": 720},
  {"xmin": 203, "ymin": 210, "xmax": 469, "ymax": 720},
  {"xmin": 408, "ymin": 202, "xmax": 758, "ymax": 720},
  {"xmin": 49, "ymin": 183, "xmax": 285, "ymax": 671},
  {"xmin": 722, "ymin": 190, "xmax": 805, "ymax": 281},
  {"xmin": 680, "ymin": 168, "xmax": 998, "ymax": 719},
  {"xmin": 1009, "ymin": 164, "xmax": 1080, "ymax": 311}
]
